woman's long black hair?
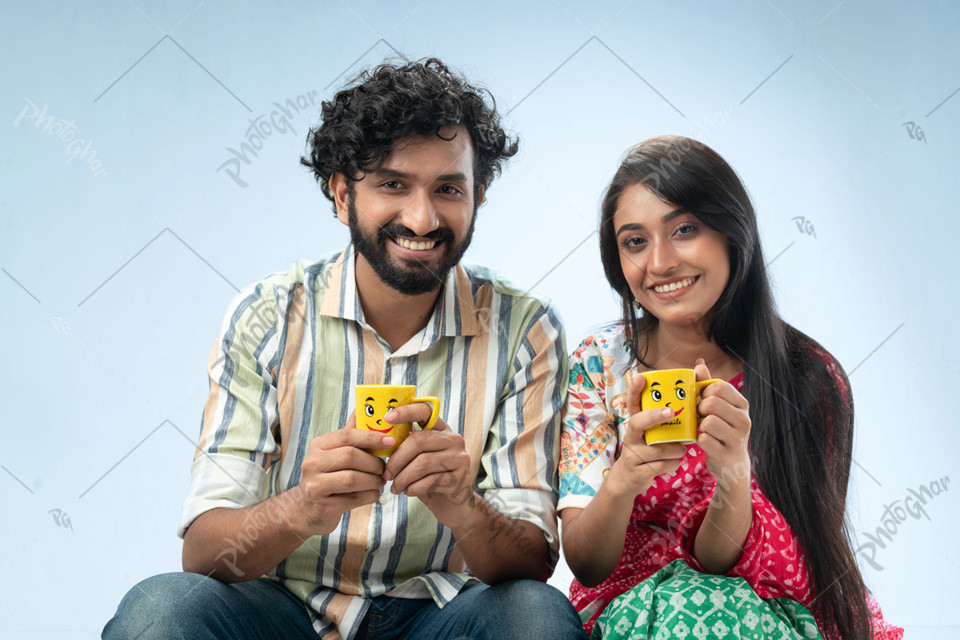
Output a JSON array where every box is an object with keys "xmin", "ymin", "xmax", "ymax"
[{"xmin": 598, "ymin": 136, "xmax": 872, "ymax": 640}]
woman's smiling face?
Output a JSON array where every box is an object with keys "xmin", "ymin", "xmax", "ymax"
[{"xmin": 613, "ymin": 183, "xmax": 730, "ymax": 330}]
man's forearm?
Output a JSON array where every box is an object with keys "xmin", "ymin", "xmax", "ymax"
[
  {"xmin": 181, "ymin": 489, "xmax": 310, "ymax": 582},
  {"xmin": 449, "ymin": 494, "xmax": 553, "ymax": 584}
]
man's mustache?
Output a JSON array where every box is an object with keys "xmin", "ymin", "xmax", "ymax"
[{"xmin": 379, "ymin": 225, "xmax": 454, "ymax": 243}]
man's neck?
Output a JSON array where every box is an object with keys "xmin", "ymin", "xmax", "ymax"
[
  {"xmin": 354, "ymin": 255, "xmax": 443, "ymax": 352},
  {"xmin": 643, "ymin": 322, "xmax": 741, "ymax": 380}
]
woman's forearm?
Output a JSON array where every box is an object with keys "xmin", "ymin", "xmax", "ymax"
[
  {"xmin": 693, "ymin": 478, "xmax": 752, "ymax": 574},
  {"xmin": 560, "ymin": 480, "xmax": 638, "ymax": 587}
]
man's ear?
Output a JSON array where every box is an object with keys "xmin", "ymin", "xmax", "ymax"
[
  {"xmin": 330, "ymin": 173, "xmax": 350, "ymax": 225},
  {"xmin": 476, "ymin": 184, "xmax": 485, "ymax": 208}
]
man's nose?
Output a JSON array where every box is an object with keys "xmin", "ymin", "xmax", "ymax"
[{"xmin": 400, "ymin": 189, "xmax": 440, "ymax": 237}]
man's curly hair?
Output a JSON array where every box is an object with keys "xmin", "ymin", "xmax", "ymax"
[{"xmin": 301, "ymin": 57, "xmax": 518, "ymax": 212}]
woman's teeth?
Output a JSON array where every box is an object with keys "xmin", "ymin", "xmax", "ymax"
[
  {"xmin": 396, "ymin": 237, "xmax": 437, "ymax": 251},
  {"xmin": 654, "ymin": 277, "xmax": 696, "ymax": 293}
]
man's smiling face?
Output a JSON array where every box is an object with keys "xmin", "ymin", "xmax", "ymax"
[{"xmin": 337, "ymin": 125, "xmax": 481, "ymax": 296}]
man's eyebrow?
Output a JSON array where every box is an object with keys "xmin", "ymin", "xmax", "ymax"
[
  {"xmin": 371, "ymin": 168, "xmax": 469, "ymax": 183},
  {"xmin": 615, "ymin": 208, "xmax": 686, "ymax": 238}
]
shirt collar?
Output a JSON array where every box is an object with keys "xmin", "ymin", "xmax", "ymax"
[{"xmin": 319, "ymin": 244, "xmax": 481, "ymax": 339}]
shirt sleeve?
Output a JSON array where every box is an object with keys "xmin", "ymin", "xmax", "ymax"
[
  {"xmin": 178, "ymin": 282, "xmax": 282, "ymax": 538},
  {"xmin": 557, "ymin": 338, "xmax": 619, "ymax": 511},
  {"xmin": 675, "ymin": 480, "xmax": 811, "ymax": 604},
  {"xmin": 476, "ymin": 305, "xmax": 568, "ymax": 566}
]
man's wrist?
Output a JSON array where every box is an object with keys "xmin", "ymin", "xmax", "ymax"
[{"xmin": 449, "ymin": 490, "xmax": 485, "ymax": 538}]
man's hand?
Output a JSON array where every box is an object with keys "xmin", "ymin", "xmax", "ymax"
[
  {"xmin": 382, "ymin": 404, "xmax": 477, "ymax": 529},
  {"xmin": 605, "ymin": 374, "xmax": 688, "ymax": 499},
  {"xmin": 295, "ymin": 412, "xmax": 392, "ymax": 536}
]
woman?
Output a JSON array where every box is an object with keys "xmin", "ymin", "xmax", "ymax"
[{"xmin": 558, "ymin": 136, "xmax": 902, "ymax": 640}]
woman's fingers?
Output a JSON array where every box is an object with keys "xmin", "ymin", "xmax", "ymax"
[{"xmin": 624, "ymin": 406, "xmax": 675, "ymax": 446}]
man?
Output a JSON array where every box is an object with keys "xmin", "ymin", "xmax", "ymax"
[{"xmin": 104, "ymin": 58, "xmax": 585, "ymax": 640}]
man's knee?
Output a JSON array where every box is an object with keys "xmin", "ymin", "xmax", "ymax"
[
  {"xmin": 102, "ymin": 572, "xmax": 216, "ymax": 639},
  {"xmin": 479, "ymin": 580, "xmax": 586, "ymax": 639}
]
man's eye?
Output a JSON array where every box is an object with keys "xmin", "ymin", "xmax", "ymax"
[
  {"xmin": 383, "ymin": 181, "xmax": 402, "ymax": 189},
  {"xmin": 440, "ymin": 185, "xmax": 462, "ymax": 196}
]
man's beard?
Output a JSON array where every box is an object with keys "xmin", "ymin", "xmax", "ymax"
[{"xmin": 348, "ymin": 197, "xmax": 476, "ymax": 296}]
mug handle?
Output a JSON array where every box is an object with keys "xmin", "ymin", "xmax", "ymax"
[
  {"xmin": 694, "ymin": 378, "xmax": 722, "ymax": 425},
  {"xmin": 412, "ymin": 396, "xmax": 441, "ymax": 430}
]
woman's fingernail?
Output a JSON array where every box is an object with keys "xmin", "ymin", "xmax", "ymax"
[
  {"xmin": 384, "ymin": 410, "xmax": 397, "ymax": 422},
  {"xmin": 383, "ymin": 470, "xmax": 393, "ymax": 481},
  {"xmin": 661, "ymin": 408, "xmax": 674, "ymax": 418}
]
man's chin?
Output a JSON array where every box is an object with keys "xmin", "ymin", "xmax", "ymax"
[{"xmin": 375, "ymin": 263, "xmax": 447, "ymax": 296}]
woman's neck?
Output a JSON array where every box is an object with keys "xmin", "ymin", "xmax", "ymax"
[{"xmin": 641, "ymin": 321, "xmax": 742, "ymax": 380}]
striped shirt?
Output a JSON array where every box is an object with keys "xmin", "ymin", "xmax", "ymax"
[{"xmin": 179, "ymin": 245, "xmax": 568, "ymax": 640}]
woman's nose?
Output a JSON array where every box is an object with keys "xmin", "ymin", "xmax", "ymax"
[{"xmin": 648, "ymin": 239, "xmax": 680, "ymax": 273}]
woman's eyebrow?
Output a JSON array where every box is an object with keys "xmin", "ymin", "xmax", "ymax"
[{"xmin": 615, "ymin": 209, "xmax": 686, "ymax": 238}]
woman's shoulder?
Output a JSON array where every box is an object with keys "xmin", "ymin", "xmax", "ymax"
[
  {"xmin": 572, "ymin": 323, "xmax": 630, "ymax": 355},
  {"xmin": 570, "ymin": 323, "xmax": 638, "ymax": 384}
]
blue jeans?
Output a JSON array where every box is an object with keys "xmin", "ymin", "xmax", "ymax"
[{"xmin": 103, "ymin": 572, "xmax": 587, "ymax": 640}]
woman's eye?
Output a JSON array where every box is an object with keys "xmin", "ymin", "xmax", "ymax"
[
  {"xmin": 675, "ymin": 387, "xmax": 686, "ymax": 400},
  {"xmin": 364, "ymin": 404, "xmax": 375, "ymax": 417},
  {"xmin": 621, "ymin": 236, "xmax": 646, "ymax": 251},
  {"xmin": 651, "ymin": 389, "xmax": 662, "ymax": 402},
  {"xmin": 675, "ymin": 222, "xmax": 697, "ymax": 236}
]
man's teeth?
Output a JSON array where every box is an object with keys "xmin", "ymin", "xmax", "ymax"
[
  {"xmin": 395, "ymin": 237, "xmax": 437, "ymax": 251},
  {"xmin": 654, "ymin": 277, "xmax": 696, "ymax": 293}
]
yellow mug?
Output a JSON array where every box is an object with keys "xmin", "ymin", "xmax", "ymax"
[
  {"xmin": 640, "ymin": 369, "xmax": 721, "ymax": 445},
  {"xmin": 355, "ymin": 384, "xmax": 440, "ymax": 456}
]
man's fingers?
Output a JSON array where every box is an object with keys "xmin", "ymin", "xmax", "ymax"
[
  {"xmin": 304, "ymin": 470, "xmax": 385, "ymax": 497},
  {"xmin": 306, "ymin": 446, "xmax": 386, "ymax": 475},
  {"xmin": 330, "ymin": 489, "xmax": 383, "ymax": 512},
  {"xmin": 384, "ymin": 429, "xmax": 460, "ymax": 479},
  {"xmin": 384, "ymin": 402, "xmax": 435, "ymax": 427},
  {"xmin": 313, "ymin": 426, "xmax": 396, "ymax": 452},
  {"xmin": 402, "ymin": 472, "xmax": 474, "ymax": 503}
]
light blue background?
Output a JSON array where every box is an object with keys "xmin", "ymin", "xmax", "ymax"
[{"xmin": 2, "ymin": 1, "xmax": 958, "ymax": 637}]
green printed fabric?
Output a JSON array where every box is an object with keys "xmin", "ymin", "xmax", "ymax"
[{"xmin": 592, "ymin": 560, "xmax": 823, "ymax": 640}]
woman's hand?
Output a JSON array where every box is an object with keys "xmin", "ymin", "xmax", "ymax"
[
  {"xmin": 694, "ymin": 358, "xmax": 751, "ymax": 486},
  {"xmin": 605, "ymin": 374, "xmax": 688, "ymax": 500},
  {"xmin": 692, "ymin": 358, "xmax": 754, "ymax": 573}
]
